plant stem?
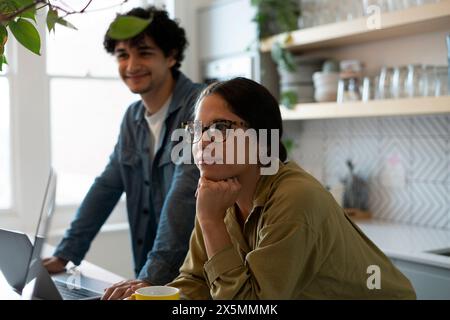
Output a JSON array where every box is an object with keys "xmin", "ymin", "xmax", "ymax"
[{"xmin": 0, "ymin": 0, "xmax": 47, "ymax": 23}]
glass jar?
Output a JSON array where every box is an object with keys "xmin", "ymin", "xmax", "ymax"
[
  {"xmin": 435, "ymin": 66, "xmax": 449, "ymax": 96},
  {"xmin": 337, "ymin": 60, "xmax": 363, "ymax": 103}
]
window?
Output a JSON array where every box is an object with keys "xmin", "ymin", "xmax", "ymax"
[
  {"xmin": 48, "ymin": 0, "xmax": 149, "ymax": 205},
  {"xmin": 0, "ymin": 47, "xmax": 11, "ymax": 210}
]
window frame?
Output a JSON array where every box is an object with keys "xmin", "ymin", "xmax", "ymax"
[
  {"xmin": 0, "ymin": 1, "xmax": 163, "ymax": 232},
  {"xmin": 0, "ymin": 44, "xmax": 13, "ymax": 214}
]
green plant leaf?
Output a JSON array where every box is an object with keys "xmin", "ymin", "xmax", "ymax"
[
  {"xmin": 9, "ymin": 18, "xmax": 41, "ymax": 55},
  {"xmin": 0, "ymin": 25, "xmax": 8, "ymax": 47},
  {"xmin": 271, "ymin": 41, "xmax": 296, "ymax": 72},
  {"xmin": 282, "ymin": 138, "xmax": 295, "ymax": 157},
  {"xmin": 281, "ymin": 90, "xmax": 298, "ymax": 110},
  {"xmin": 56, "ymin": 16, "xmax": 77, "ymax": 30},
  {"xmin": 0, "ymin": 0, "xmax": 17, "ymax": 15},
  {"xmin": 0, "ymin": 54, "xmax": 7, "ymax": 72},
  {"xmin": 107, "ymin": 16, "xmax": 152, "ymax": 40},
  {"xmin": 13, "ymin": 0, "xmax": 36, "ymax": 21},
  {"xmin": 46, "ymin": 9, "xmax": 57, "ymax": 32},
  {"xmin": 47, "ymin": 9, "xmax": 77, "ymax": 33}
]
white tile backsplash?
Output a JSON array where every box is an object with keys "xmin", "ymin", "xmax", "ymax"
[
  {"xmin": 412, "ymin": 115, "xmax": 450, "ymax": 137},
  {"xmin": 284, "ymin": 114, "xmax": 450, "ymax": 230},
  {"xmin": 411, "ymin": 137, "xmax": 448, "ymax": 183}
]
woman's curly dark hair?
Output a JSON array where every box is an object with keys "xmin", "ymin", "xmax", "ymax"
[{"xmin": 103, "ymin": 6, "xmax": 188, "ymax": 76}]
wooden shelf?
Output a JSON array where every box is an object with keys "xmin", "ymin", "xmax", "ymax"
[
  {"xmin": 260, "ymin": 0, "xmax": 450, "ymax": 52},
  {"xmin": 280, "ymin": 96, "xmax": 450, "ymax": 120}
]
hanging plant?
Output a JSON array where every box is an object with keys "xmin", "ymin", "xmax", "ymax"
[
  {"xmin": 251, "ymin": 0, "xmax": 300, "ymax": 39},
  {"xmin": 0, "ymin": 0, "xmax": 152, "ymax": 71}
]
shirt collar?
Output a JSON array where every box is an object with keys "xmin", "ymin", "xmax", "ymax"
[
  {"xmin": 144, "ymin": 95, "xmax": 172, "ymax": 123},
  {"xmin": 226, "ymin": 160, "xmax": 285, "ymax": 225},
  {"xmin": 134, "ymin": 71, "xmax": 192, "ymax": 123}
]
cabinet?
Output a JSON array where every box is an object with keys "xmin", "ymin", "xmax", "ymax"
[
  {"xmin": 259, "ymin": 0, "xmax": 450, "ymax": 120},
  {"xmin": 390, "ymin": 258, "xmax": 450, "ymax": 299},
  {"xmin": 198, "ymin": 0, "xmax": 257, "ymax": 60}
]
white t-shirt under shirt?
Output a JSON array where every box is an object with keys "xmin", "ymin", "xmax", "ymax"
[{"xmin": 144, "ymin": 96, "xmax": 171, "ymax": 158}]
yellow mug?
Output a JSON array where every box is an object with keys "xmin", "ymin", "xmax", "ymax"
[{"xmin": 130, "ymin": 286, "xmax": 180, "ymax": 300}]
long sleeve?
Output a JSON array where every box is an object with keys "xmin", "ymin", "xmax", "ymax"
[
  {"xmin": 169, "ymin": 182, "xmax": 323, "ymax": 300},
  {"xmin": 137, "ymin": 161, "xmax": 199, "ymax": 285},
  {"xmin": 168, "ymin": 162, "xmax": 417, "ymax": 300},
  {"xmin": 166, "ymin": 218, "xmax": 212, "ymax": 300},
  {"xmin": 53, "ymin": 142, "xmax": 124, "ymax": 265},
  {"xmin": 203, "ymin": 220, "xmax": 318, "ymax": 300},
  {"xmin": 137, "ymin": 81, "xmax": 203, "ymax": 285}
]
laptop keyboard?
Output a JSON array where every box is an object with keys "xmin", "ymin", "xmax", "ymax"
[{"xmin": 54, "ymin": 280, "xmax": 101, "ymax": 300}]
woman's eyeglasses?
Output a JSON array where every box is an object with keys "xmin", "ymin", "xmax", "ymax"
[{"xmin": 181, "ymin": 119, "xmax": 247, "ymax": 144}]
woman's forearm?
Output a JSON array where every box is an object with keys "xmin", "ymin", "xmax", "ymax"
[{"xmin": 198, "ymin": 218, "xmax": 232, "ymax": 259}]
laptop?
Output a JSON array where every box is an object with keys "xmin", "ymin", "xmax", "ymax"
[{"xmin": 0, "ymin": 168, "xmax": 111, "ymax": 300}]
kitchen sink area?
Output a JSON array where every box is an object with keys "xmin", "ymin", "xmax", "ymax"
[
  {"xmin": 427, "ymin": 248, "xmax": 450, "ymax": 258},
  {"xmin": 356, "ymin": 220, "xmax": 450, "ymax": 299}
]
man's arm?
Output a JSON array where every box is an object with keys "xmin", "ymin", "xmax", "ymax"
[
  {"xmin": 52, "ymin": 143, "xmax": 125, "ymax": 266},
  {"xmin": 137, "ymin": 161, "xmax": 199, "ymax": 284}
]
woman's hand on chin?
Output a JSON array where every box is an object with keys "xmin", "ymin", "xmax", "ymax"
[{"xmin": 196, "ymin": 176, "xmax": 241, "ymax": 224}]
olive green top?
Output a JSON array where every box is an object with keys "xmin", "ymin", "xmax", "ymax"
[{"xmin": 168, "ymin": 161, "xmax": 416, "ymax": 300}]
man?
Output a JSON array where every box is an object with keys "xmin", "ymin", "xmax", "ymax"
[{"xmin": 43, "ymin": 6, "xmax": 203, "ymax": 300}]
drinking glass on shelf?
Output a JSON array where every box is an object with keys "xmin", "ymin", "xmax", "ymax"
[
  {"xmin": 392, "ymin": 66, "xmax": 408, "ymax": 98},
  {"xmin": 345, "ymin": 0, "xmax": 364, "ymax": 20},
  {"xmin": 434, "ymin": 66, "xmax": 449, "ymax": 96},
  {"xmin": 421, "ymin": 65, "xmax": 437, "ymax": 97},
  {"xmin": 362, "ymin": 76, "xmax": 375, "ymax": 102},
  {"xmin": 317, "ymin": 0, "xmax": 333, "ymax": 25},
  {"xmin": 337, "ymin": 76, "xmax": 361, "ymax": 103},
  {"xmin": 415, "ymin": 0, "xmax": 440, "ymax": 5},
  {"xmin": 377, "ymin": 66, "xmax": 394, "ymax": 99},
  {"xmin": 377, "ymin": 0, "xmax": 390, "ymax": 12},
  {"xmin": 299, "ymin": 0, "xmax": 316, "ymax": 28},
  {"xmin": 363, "ymin": 0, "xmax": 379, "ymax": 15},
  {"xmin": 387, "ymin": 0, "xmax": 406, "ymax": 11},
  {"xmin": 406, "ymin": 64, "xmax": 424, "ymax": 97}
]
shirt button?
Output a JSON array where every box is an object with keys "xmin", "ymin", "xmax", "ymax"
[
  {"xmin": 143, "ymin": 208, "xmax": 149, "ymax": 215},
  {"xmin": 137, "ymin": 239, "xmax": 143, "ymax": 246}
]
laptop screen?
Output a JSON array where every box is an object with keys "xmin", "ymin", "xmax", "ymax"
[{"xmin": 22, "ymin": 168, "xmax": 57, "ymax": 292}]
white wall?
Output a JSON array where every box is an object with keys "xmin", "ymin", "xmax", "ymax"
[
  {"xmin": 176, "ymin": 0, "xmax": 214, "ymax": 82},
  {"xmin": 47, "ymin": 223, "xmax": 134, "ymax": 279}
]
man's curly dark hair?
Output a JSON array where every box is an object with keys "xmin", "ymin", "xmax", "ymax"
[{"xmin": 104, "ymin": 6, "xmax": 188, "ymax": 76}]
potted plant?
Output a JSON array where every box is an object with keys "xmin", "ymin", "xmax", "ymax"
[{"xmin": 251, "ymin": 0, "xmax": 301, "ymax": 109}]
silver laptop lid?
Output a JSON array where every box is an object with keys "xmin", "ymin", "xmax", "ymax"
[{"xmin": 22, "ymin": 168, "xmax": 57, "ymax": 288}]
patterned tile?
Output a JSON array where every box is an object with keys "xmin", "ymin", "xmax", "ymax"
[
  {"xmin": 410, "ymin": 183, "xmax": 449, "ymax": 229},
  {"xmin": 412, "ymin": 115, "xmax": 449, "ymax": 137},
  {"xmin": 283, "ymin": 122, "xmax": 301, "ymax": 141},
  {"xmin": 447, "ymin": 184, "xmax": 450, "ymax": 230},
  {"xmin": 299, "ymin": 120, "xmax": 325, "ymax": 137},
  {"xmin": 348, "ymin": 118, "xmax": 380, "ymax": 136},
  {"xmin": 286, "ymin": 113, "xmax": 450, "ymax": 230},
  {"xmin": 351, "ymin": 137, "xmax": 380, "ymax": 179},
  {"xmin": 296, "ymin": 136, "xmax": 325, "ymax": 159},
  {"xmin": 379, "ymin": 116, "xmax": 413, "ymax": 137},
  {"xmin": 411, "ymin": 137, "xmax": 448, "ymax": 183},
  {"xmin": 379, "ymin": 137, "xmax": 412, "ymax": 180},
  {"xmin": 323, "ymin": 119, "xmax": 351, "ymax": 138},
  {"xmin": 324, "ymin": 137, "xmax": 352, "ymax": 185},
  {"xmin": 369, "ymin": 182, "xmax": 412, "ymax": 223},
  {"xmin": 299, "ymin": 158, "xmax": 325, "ymax": 184}
]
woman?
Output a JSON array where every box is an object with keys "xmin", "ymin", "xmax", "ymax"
[{"xmin": 167, "ymin": 77, "xmax": 415, "ymax": 300}]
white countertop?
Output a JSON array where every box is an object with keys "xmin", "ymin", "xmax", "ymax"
[
  {"xmin": 0, "ymin": 245, "xmax": 125, "ymax": 300},
  {"xmin": 356, "ymin": 219, "xmax": 450, "ymax": 269}
]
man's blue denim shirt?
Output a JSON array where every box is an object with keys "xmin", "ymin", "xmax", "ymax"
[{"xmin": 54, "ymin": 72, "xmax": 204, "ymax": 285}]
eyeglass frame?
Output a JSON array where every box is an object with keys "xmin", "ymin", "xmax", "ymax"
[{"xmin": 180, "ymin": 119, "xmax": 248, "ymax": 144}]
